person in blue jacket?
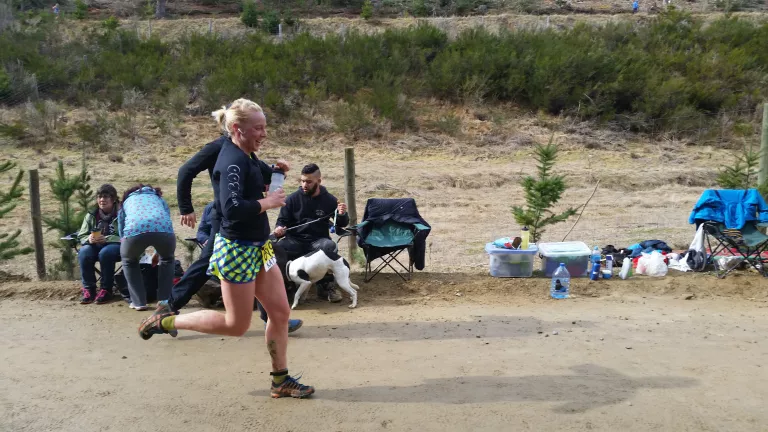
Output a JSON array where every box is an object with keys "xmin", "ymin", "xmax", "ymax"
[{"xmin": 139, "ymin": 99, "xmax": 314, "ymax": 399}]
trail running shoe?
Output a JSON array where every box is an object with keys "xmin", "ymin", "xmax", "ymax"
[
  {"xmin": 80, "ymin": 288, "xmax": 95, "ymax": 305},
  {"xmin": 153, "ymin": 300, "xmax": 178, "ymax": 316},
  {"xmin": 271, "ymin": 375, "xmax": 315, "ymax": 399},
  {"xmin": 94, "ymin": 289, "xmax": 113, "ymax": 305},
  {"xmin": 138, "ymin": 311, "xmax": 177, "ymax": 340},
  {"xmin": 288, "ymin": 319, "xmax": 303, "ymax": 333}
]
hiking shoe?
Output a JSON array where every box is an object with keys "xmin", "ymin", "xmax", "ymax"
[
  {"xmin": 138, "ymin": 311, "xmax": 177, "ymax": 340},
  {"xmin": 327, "ymin": 288, "xmax": 342, "ymax": 303},
  {"xmin": 94, "ymin": 289, "xmax": 113, "ymax": 305},
  {"xmin": 271, "ymin": 376, "xmax": 315, "ymax": 399},
  {"xmin": 316, "ymin": 283, "xmax": 342, "ymax": 303},
  {"xmin": 80, "ymin": 288, "xmax": 95, "ymax": 305},
  {"xmin": 153, "ymin": 300, "xmax": 178, "ymax": 316}
]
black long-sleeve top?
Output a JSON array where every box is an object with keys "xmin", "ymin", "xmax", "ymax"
[
  {"xmin": 176, "ymin": 135, "xmax": 273, "ymax": 220},
  {"xmin": 212, "ymin": 138, "xmax": 271, "ymax": 242}
]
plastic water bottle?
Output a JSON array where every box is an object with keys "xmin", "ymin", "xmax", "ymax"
[
  {"xmin": 270, "ymin": 168, "xmax": 285, "ymax": 192},
  {"xmin": 520, "ymin": 226, "xmax": 530, "ymax": 250},
  {"xmin": 603, "ymin": 255, "xmax": 613, "ymax": 279},
  {"xmin": 551, "ymin": 263, "xmax": 570, "ymax": 299},
  {"xmin": 591, "ymin": 246, "xmax": 601, "ymax": 263},
  {"xmin": 589, "ymin": 246, "xmax": 602, "ymax": 281}
]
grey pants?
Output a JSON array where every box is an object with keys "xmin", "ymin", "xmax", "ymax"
[{"xmin": 120, "ymin": 232, "xmax": 176, "ymax": 307}]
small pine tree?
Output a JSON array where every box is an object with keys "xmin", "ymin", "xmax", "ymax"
[
  {"xmin": 241, "ymin": 0, "xmax": 260, "ymax": 28},
  {"xmin": 716, "ymin": 141, "xmax": 768, "ymax": 199},
  {"xmin": 361, "ymin": 0, "xmax": 373, "ymax": 20},
  {"xmin": 42, "ymin": 161, "xmax": 89, "ymax": 280},
  {"xmin": 512, "ymin": 136, "xmax": 578, "ymax": 243},
  {"xmin": 77, "ymin": 145, "xmax": 95, "ymax": 215},
  {"xmin": 0, "ymin": 161, "xmax": 33, "ymax": 262}
]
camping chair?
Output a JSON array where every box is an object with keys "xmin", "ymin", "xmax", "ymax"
[
  {"xmin": 689, "ymin": 189, "xmax": 768, "ymax": 278},
  {"xmin": 352, "ymin": 198, "xmax": 431, "ymax": 283},
  {"xmin": 61, "ymin": 231, "xmax": 123, "ymax": 283},
  {"xmin": 697, "ymin": 221, "xmax": 768, "ymax": 278}
]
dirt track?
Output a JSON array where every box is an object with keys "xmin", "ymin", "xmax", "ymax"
[{"xmin": 2, "ymin": 274, "xmax": 768, "ymax": 431}]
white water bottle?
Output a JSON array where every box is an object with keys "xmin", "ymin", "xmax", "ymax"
[
  {"xmin": 619, "ymin": 257, "xmax": 631, "ymax": 280},
  {"xmin": 270, "ymin": 168, "xmax": 285, "ymax": 192}
]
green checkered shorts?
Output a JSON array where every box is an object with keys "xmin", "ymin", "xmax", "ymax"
[{"xmin": 207, "ymin": 234, "xmax": 265, "ymax": 284}]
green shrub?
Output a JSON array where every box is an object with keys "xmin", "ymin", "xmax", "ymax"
[
  {"xmin": 261, "ymin": 9, "xmax": 280, "ymax": 34},
  {"xmin": 283, "ymin": 10, "xmax": 296, "ymax": 26},
  {"xmin": 73, "ymin": 0, "xmax": 88, "ymax": 19},
  {"xmin": 360, "ymin": 0, "xmax": 373, "ymax": 19},
  {"xmin": 0, "ymin": 122, "xmax": 27, "ymax": 141},
  {"xmin": 333, "ymin": 101, "xmax": 376, "ymax": 138},
  {"xmin": 102, "ymin": 16, "xmax": 119, "ymax": 31},
  {"xmin": 0, "ymin": 68, "xmax": 9, "ymax": 98},
  {"xmin": 241, "ymin": 0, "xmax": 260, "ymax": 28},
  {"xmin": 425, "ymin": 114, "xmax": 461, "ymax": 136}
]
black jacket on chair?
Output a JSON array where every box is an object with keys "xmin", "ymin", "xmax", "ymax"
[{"xmin": 357, "ymin": 198, "xmax": 431, "ymax": 270}]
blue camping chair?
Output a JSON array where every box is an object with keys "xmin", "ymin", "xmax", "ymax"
[{"xmin": 689, "ymin": 189, "xmax": 768, "ymax": 278}]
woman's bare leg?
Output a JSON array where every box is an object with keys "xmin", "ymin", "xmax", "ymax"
[
  {"xmin": 172, "ymin": 280, "xmax": 255, "ymax": 337},
  {"xmin": 254, "ymin": 264, "xmax": 290, "ymax": 371}
]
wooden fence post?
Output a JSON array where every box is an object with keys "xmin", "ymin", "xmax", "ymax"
[
  {"xmin": 759, "ymin": 103, "xmax": 768, "ymax": 187},
  {"xmin": 344, "ymin": 147, "xmax": 358, "ymax": 263},
  {"xmin": 29, "ymin": 169, "xmax": 46, "ymax": 280}
]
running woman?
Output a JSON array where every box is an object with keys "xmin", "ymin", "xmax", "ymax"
[{"xmin": 138, "ymin": 99, "xmax": 314, "ymax": 399}]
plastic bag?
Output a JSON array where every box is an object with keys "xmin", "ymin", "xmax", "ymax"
[
  {"xmin": 645, "ymin": 251, "xmax": 668, "ymax": 277},
  {"xmin": 635, "ymin": 253, "xmax": 650, "ymax": 275}
]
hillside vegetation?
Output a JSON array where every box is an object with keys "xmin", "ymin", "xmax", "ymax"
[{"xmin": 1, "ymin": 10, "xmax": 767, "ymax": 135}]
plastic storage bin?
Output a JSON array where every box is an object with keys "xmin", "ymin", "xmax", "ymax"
[
  {"xmin": 485, "ymin": 243, "xmax": 538, "ymax": 278},
  {"xmin": 539, "ymin": 241, "xmax": 591, "ymax": 277}
]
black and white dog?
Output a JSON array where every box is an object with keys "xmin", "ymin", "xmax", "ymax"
[{"xmin": 285, "ymin": 249, "xmax": 359, "ymax": 309}]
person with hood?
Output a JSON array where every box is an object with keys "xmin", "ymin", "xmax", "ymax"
[{"xmin": 77, "ymin": 184, "xmax": 121, "ymax": 305}]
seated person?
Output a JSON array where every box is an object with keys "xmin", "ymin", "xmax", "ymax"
[
  {"xmin": 196, "ymin": 201, "xmax": 215, "ymax": 246},
  {"xmin": 77, "ymin": 184, "xmax": 121, "ymax": 305},
  {"xmin": 273, "ymin": 163, "xmax": 348, "ymax": 302}
]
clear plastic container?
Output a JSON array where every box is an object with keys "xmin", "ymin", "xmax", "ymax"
[
  {"xmin": 539, "ymin": 241, "xmax": 591, "ymax": 278},
  {"xmin": 485, "ymin": 243, "xmax": 538, "ymax": 278}
]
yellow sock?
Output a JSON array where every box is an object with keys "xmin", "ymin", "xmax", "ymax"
[
  {"xmin": 271, "ymin": 369, "xmax": 288, "ymax": 385},
  {"xmin": 161, "ymin": 315, "xmax": 176, "ymax": 331}
]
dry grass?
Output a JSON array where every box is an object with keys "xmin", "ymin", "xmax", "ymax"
[{"xmin": 0, "ymin": 99, "xmax": 741, "ymax": 280}]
